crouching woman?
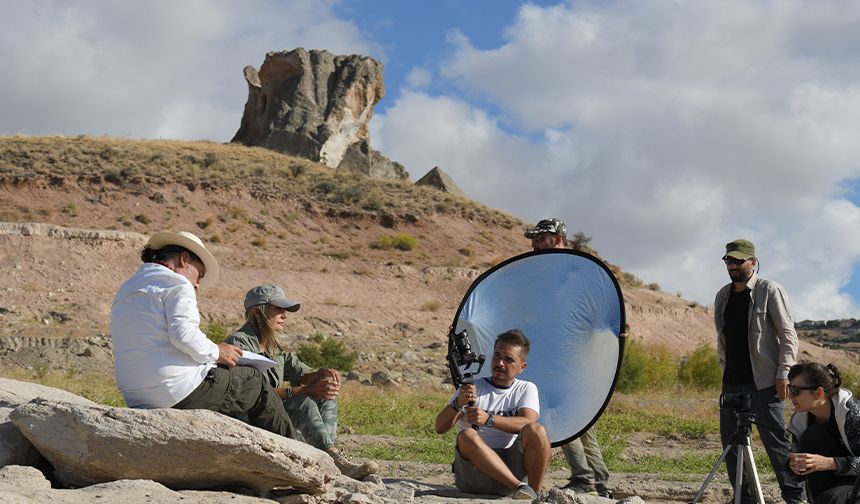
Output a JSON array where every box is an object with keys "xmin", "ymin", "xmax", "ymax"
[{"xmin": 787, "ymin": 362, "xmax": 860, "ymax": 504}]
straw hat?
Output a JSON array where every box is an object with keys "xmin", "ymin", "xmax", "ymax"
[{"xmin": 146, "ymin": 231, "xmax": 220, "ymax": 288}]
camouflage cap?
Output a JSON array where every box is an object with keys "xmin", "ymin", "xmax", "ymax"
[
  {"xmin": 723, "ymin": 239, "xmax": 756, "ymax": 260},
  {"xmin": 524, "ymin": 218, "xmax": 567, "ymax": 239}
]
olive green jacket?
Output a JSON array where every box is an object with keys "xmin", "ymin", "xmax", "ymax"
[{"xmin": 225, "ymin": 324, "xmax": 312, "ymax": 389}]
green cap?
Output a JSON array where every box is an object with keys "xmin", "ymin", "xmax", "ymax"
[{"xmin": 724, "ymin": 239, "xmax": 755, "ymax": 260}]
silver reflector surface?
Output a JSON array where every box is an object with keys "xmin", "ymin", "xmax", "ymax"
[{"xmin": 452, "ymin": 249, "xmax": 625, "ymax": 446}]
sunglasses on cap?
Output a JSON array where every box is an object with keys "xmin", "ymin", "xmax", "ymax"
[
  {"xmin": 723, "ymin": 257, "xmax": 751, "ymax": 266},
  {"xmin": 788, "ymin": 384, "xmax": 818, "ymax": 397}
]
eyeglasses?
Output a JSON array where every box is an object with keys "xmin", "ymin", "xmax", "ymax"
[
  {"xmin": 723, "ymin": 257, "xmax": 750, "ymax": 266},
  {"xmin": 788, "ymin": 384, "xmax": 818, "ymax": 397}
]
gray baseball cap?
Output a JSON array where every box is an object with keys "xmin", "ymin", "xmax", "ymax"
[{"xmin": 244, "ymin": 284, "xmax": 301, "ymax": 311}]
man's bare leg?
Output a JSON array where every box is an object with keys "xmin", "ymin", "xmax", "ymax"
[
  {"xmin": 457, "ymin": 429, "xmax": 522, "ymax": 489},
  {"xmin": 521, "ymin": 422, "xmax": 551, "ymax": 491}
]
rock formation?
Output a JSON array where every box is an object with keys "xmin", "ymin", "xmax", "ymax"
[
  {"xmin": 232, "ymin": 48, "xmax": 407, "ymax": 180},
  {"xmin": 10, "ymin": 399, "xmax": 338, "ymax": 495},
  {"xmin": 415, "ymin": 167, "xmax": 464, "ymax": 195}
]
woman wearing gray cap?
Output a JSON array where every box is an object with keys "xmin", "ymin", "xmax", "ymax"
[{"xmin": 226, "ymin": 284, "xmax": 377, "ymax": 480}]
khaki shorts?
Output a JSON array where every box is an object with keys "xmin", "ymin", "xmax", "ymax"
[{"xmin": 453, "ymin": 436, "xmax": 526, "ymax": 496}]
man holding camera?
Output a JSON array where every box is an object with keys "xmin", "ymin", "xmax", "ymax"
[
  {"xmin": 715, "ymin": 239, "xmax": 804, "ymax": 504},
  {"xmin": 435, "ymin": 329, "xmax": 550, "ymax": 500},
  {"xmin": 525, "ymin": 218, "xmax": 613, "ymax": 498}
]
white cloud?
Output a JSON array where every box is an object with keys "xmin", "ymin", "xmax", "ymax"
[
  {"xmin": 375, "ymin": 0, "xmax": 860, "ymax": 319},
  {"xmin": 405, "ymin": 67, "xmax": 431, "ymax": 89},
  {"xmin": 0, "ymin": 0, "xmax": 378, "ymax": 140}
]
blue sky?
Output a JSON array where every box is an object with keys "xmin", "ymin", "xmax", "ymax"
[{"xmin": 2, "ymin": 0, "xmax": 860, "ymax": 320}]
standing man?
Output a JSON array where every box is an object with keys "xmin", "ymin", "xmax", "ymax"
[
  {"xmin": 524, "ymin": 218, "xmax": 613, "ymax": 498},
  {"xmin": 715, "ymin": 239, "xmax": 805, "ymax": 504},
  {"xmin": 111, "ymin": 231, "xmax": 294, "ymax": 439},
  {"xmin": 435, "ymin": 329, "xmax": 551, "ymax": 500}
]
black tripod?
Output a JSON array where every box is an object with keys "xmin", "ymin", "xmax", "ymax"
[{"xmin": 691, "ymin": 406, "xmax": 765, "ymax": 504}]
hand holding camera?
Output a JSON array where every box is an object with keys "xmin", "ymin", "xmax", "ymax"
[{"xmin": 456, "ymin": 383, "xmax": 477, "ymax": 409}]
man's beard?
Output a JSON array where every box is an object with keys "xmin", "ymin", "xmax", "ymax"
[{"xmin": 729, "ymin": 269, "xmax": 751, "ymax": 283}]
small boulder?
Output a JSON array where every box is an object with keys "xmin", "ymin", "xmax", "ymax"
[{"xmin": 415, "ymin": 167, "xmax": 464, "ymax": 195}]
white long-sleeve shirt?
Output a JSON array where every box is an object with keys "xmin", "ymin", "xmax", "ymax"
[{"xmin": 111, "ymin": 263, "xmax": 219, "ymax": 408}]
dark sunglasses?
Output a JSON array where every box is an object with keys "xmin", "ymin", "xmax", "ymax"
[
  {"xmin": 788, "ymin": 384, "xmax": 818, "ymax": 396},
  {"xmin": 723, "ymin": 257, "xmax": 750, "ymax": 266}
]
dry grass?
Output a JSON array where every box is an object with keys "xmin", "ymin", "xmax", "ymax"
[{"xmin": 0, "ymin": 135, "xmax": 517, "ymax": 229}]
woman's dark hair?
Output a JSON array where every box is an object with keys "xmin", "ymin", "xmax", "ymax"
[
  {"xmin": 788, "ymin": 361, "xmax": 843, "ymax": 397},
  {"xmin": 141, "ymin": 245, "xmax": 201, "ymax": 265}
]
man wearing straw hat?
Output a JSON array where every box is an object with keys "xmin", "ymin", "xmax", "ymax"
[{"xmin": 111, "ymin": 230, "xmax": 293, "ymax": 438}]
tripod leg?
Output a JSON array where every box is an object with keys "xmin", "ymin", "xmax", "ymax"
[
  {"xmin": 740, "ymin": 445, "xmax": 765, "ymax": 504},
  {"xmin": 735, "ymin": 444, "xmax": 745, "ymax": 504},
  {"xmin": 690, "ymin": 443, "xmax": 734, "ymax": 504}
]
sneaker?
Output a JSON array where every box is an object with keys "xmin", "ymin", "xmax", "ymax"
[
  {"xmin": 512, "ymin": 483, "xmax": 538, "ymax": 500},
  {"xmin": 327, "ymin": 447, "xmax": 379, "ymax": 480},
  {"xmin": 562, "ymin": 481, "xmax": 598, "ymax": 495},
  {"xmin": 597, "ymin": 488, "xmax": 614, "ymax": 499}
]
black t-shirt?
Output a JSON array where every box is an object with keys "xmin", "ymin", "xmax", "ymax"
[{"xmin": 723, "ymin": 288, "xmax": 754, "ymax": 385}]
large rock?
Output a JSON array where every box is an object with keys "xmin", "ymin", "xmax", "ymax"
[
  {"xmin": 232, "ymin": 48, "xmax": 407, "ymax": 180},
  {"xmin": 0, "ymin": 465, "xmax": 273, "ymax": 503},
  {"xmin": 9, "ymin": 399, "xmax": 338, "ymax": 496},
  {"xmin": 0, "ymin": 407, "xmax": 40, "ymax": 467},
  {"xmin": 0, "ymin": 378, "xmax": 96, "ymax": 468},
  {"xmin": 337, "ymin": 140, "xmax": 409, "ymax": 180},
  {"xmin": 0, "ymin": 378, "xmax": 98, "ymax": 408}
]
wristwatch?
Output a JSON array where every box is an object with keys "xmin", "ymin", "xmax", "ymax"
[
  {"xmin": 450, "ymin": 399, "xmax": 462, "ymax": 412},
  {"xmin": 486, "ymin": 412, "xmax": 495, "ymax": 428}
]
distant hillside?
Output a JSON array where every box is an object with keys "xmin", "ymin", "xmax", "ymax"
[
  {"xmin": 797, "ymin": 319, "xmax": 860, "ymax": 361},
  {"xmin": 1, "ymin": 135, "xmax": 857, "ymax": 382}
]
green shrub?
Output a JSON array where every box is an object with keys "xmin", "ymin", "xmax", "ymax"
[
  {"xmin": 677, "ymin": 342, "xmax": 722, "ymax": 390},
  {"xmin": 841, "ymin": 369, "xmax": 860, "ymax": 396},
  {"xmin": 616, "ymin": 339, "xmax": 676, "ymax": 392},
  {"xmin": 202, "ymin": 320, "xmax": 231, "ymax": 344},
  {"xmin": 372, "ymin": 232, "xmax": 419, "ymax": 251},
  {"xmin": 297, "ymin": 333, "xmax": 358, "ymax": 372},
  {"xmin": 290, "ymin": 163, "xmax": 306, "ymax": 177}
]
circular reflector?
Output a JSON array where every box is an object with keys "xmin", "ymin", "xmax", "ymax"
[{"xmin": 451, "ymin": 249, "xmax": 625, "ymax": 446}]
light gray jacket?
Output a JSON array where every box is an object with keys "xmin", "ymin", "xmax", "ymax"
[{"xmin": 714, "ymin": 273, "xmax": 798, "ymax": 390}]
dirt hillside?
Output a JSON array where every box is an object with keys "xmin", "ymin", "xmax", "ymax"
[{"xmin": 0, "ymin": 135, "xmax": 856, "ymax": 383}]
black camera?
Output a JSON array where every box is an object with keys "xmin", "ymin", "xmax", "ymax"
[
  {"xmin": 447, "ymin": 329, "xmax": 485, "ymax": 390},
  {"xmin": 719, "ymin": 392, "xmax": 752, "ymax": 411}
]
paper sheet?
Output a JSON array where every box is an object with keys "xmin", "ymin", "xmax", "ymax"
[{"xmin": 237, "ymin": 351, "xmax": 277, "ymax": 372}]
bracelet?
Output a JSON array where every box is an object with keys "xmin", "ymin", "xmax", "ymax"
[{"xmin": 286, "ymin": 387, "xmax": 293, "ymax": 399}]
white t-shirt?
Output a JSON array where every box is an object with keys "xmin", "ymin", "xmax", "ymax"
[
  {"xmin": 451, "ymin": 377, "xmax": 540, "ymax": 449},
  {"xmin": 111, "ymin": 263, "xmax": 219, "ymax": 408}
]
